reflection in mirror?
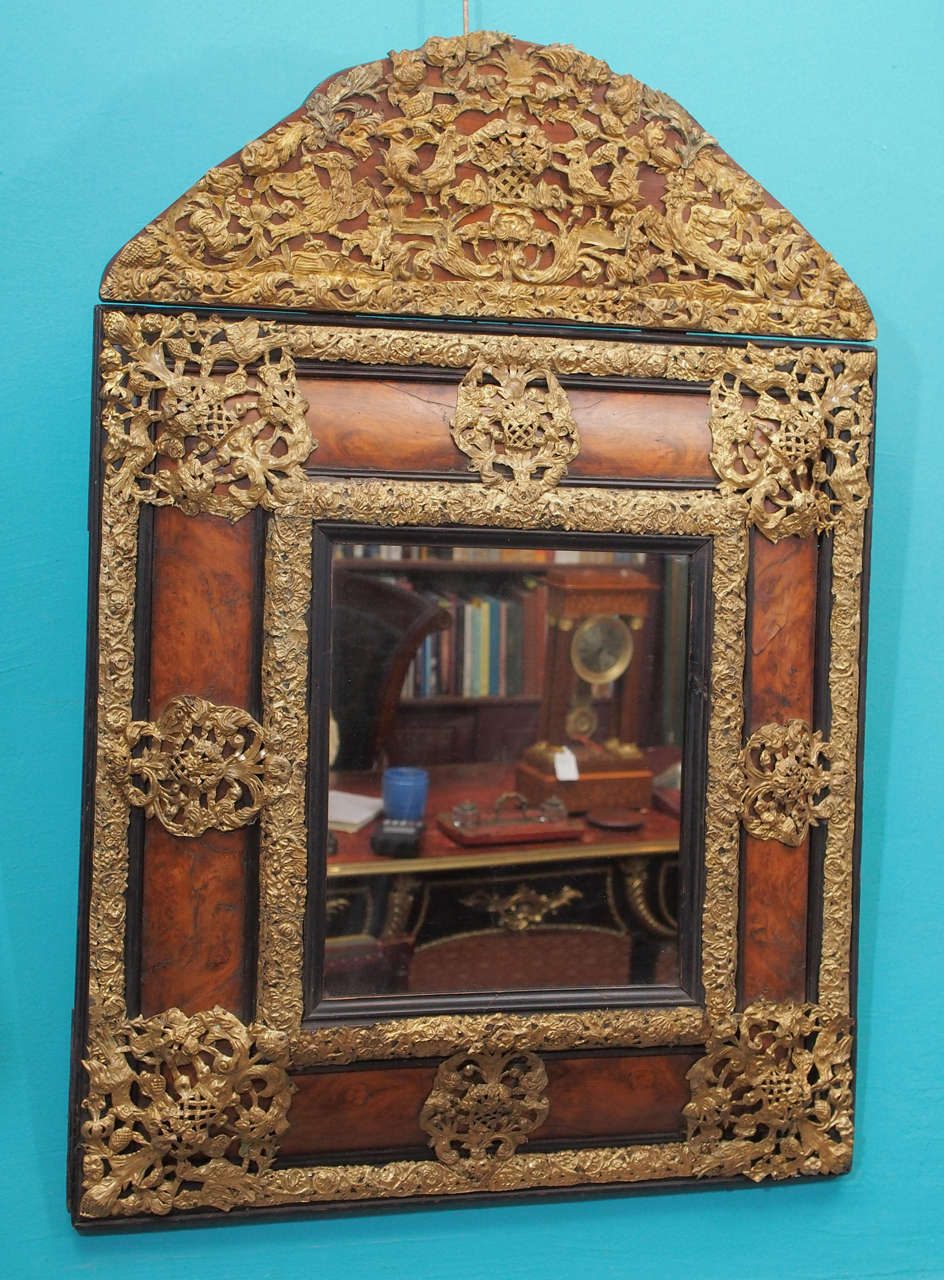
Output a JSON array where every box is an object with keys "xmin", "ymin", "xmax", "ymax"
[{"xmin": 322, "ymin": 540, "xmax": 692, "ymax": 1001}]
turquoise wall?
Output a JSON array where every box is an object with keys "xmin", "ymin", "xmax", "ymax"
[{"xmin": 2, "ymin": 1, "xmax": 942, "ymax": 1275}]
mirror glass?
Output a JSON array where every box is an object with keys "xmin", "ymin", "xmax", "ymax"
[{"xmin": 320, "ymin": 538, "xmax": 696, "ymax": 1001}]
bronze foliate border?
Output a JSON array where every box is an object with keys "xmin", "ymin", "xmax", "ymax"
[{"xmin": 259, "ymin": 482, "xmax": 746, "ymax": 1062}]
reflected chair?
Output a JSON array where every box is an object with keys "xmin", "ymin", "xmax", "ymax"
[
  {"xmin": 406, "ymin": 926, "xmax": 632, "ymax": 993},
  {"xmin": 331, "ymin": 570, "xmax": 451, "ymax": 771}
]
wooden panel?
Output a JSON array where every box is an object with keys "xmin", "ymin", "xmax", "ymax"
[
  {"xmin": 301, "ymin": 377, "xmax": 713, "ymax": 482},
  {"xmin": 748, "ymin": 534, "xmax": 817, "ymax": 728},
  {"xmin": 741, "ymin": 533, "xmax": 817, "ymax": 1004},
  {"xmin": 139, "ymin": 508, "xmax": 257, "ymax": 1018},
  {"xmin": 541, "ymin": 1053, "xmax": 696, "ymax": 1140},
  {"xmin": 149, "ymin": 508, "xmax": 257, "ymax": 707},
  {"xmin": 139, "ymin": 827, "xmax": 253, "ymax": 1017},
  {"xmin": 281, "ymin": 1066, "xmax": 434, "ymax": 1156},
  {"xmin": 280, "ymin": 1052, "xmax": 696, "ymax": 1158}
]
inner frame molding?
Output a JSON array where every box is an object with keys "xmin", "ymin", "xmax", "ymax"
[
  {"xmin": 75, "ymin": 302, "xmax": 873, "ymax": 1219},
  {"xmin": 259, "ymin": 494, "xmax": 744, "ymax": 1062}
]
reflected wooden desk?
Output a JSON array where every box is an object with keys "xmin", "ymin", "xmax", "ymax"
[
  {"xmin": 325, "ymin": 763, "xmax": 680, "ymax": 972},
  {"xmin": 327, "ymin": 761, "xmax": 680, "ymax": 878}
]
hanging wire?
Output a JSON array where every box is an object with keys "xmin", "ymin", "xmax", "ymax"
[{"xmin": 462, "ymin": 0, "xmax": 469, "ymax": 35}]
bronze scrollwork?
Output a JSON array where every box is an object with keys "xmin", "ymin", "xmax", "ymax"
[
  {"xmin": 709, "ymin": 346, "xmax": 873, "ymax": 542},
  {"xmin": 419, "ymin": 1050, "xmax": 550, "ymax": 1179},
  {"xmin": 101, "ymin": 34, "xmax": 874, "ymax": 341},
  {"xmin": 450, "ymin": 360, "xmax": 580, "ymax": 492},
  {"xmin": 685, "ymin": 1002, "xmax": 854, "ymax": 1181},
  {"xmin": 119, "ymin": 694, "xmax": 268, "ymax": 837},
  {"xmin": 80, "ymin": 1008, "xmax": 293, "ymax": 1218},
  {"xmin": 740, "ymin": 719, "xmax": 833, "ymax": 847},
  {"xmin": 100, "ymin": 311, "xmax": 313, "ymax": 520}
]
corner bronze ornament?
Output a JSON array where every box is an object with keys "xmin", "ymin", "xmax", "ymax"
[
  {"xmin": 684, "ymin": 1002, "xmax": 854, "ymax": 1181},
  {"xmin": 100, "ymin": 34, "xmax": 874, "ymax": 341},
  {"xmin": 119, "ymin": 695, "xmax": 271, "ymax": 837},
  {"xmin": 100, "ymin": 311, "xmax": 313, "ymax": 520},
  {"xmin": 709, "ymin": 346, "xmax": 873, "ymax": 542},
  {"xmin": 740, "ymin": 719, "xmax": 833, "ymax": 847},
  {"xmin": 419, "ymin": 1050, "xmax": 550, "ymax": 1179},
  {"xmin": 450, "ymin": 360, "xmax": 580, "ymax": 491},
  {"xmin": 80, "ymin": 1008, "xmax": 294, "ymax": 1218}
]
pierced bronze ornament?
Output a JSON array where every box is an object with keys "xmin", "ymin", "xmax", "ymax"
[
  {"xmin": 101, "ymin": 34, "xmax": 873, "ymax": 340},
  {"xmin": 119, "ymin": 695, "xmax": 269, "ymax": 837},
  {"xmin": 80, "ymin": 1008, "xmax": 293, "ymax": 1218},
  {"xmin": 450, "ymin": 360, "xmax": 580, "ymax": 491},
  {"xmin": 460, "ymin": 883, "xmax": 583, "ymax": 931},
  {"xmin": 740, "ymin": 719, "xmax": 833, "ymax": 847},
  {"xmin": 709, "ymin": 346, "xmax": 873, "ymax": 542},
  {"xmin": 101, "ymin": 311, "xmax": 313, "ymax": 519},
  {"xmin": 685, "ymin": 1002, "xmax": 854, "ymax": 1181},
  {"xmin": 419, "ymin": 1051, "xmax": 550, "ymax": 1179}
]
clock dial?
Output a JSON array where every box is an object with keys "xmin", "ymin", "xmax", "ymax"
[{"xmin": 570, "ymin": 614, "xmax": 633, "ymax": 684}]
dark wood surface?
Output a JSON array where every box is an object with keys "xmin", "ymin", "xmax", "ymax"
[
  {"xmin": 139, "ymin": 507, "xmax": 258, "ymax": 1018},
  {"xmin": 301, "ymin": 376, "xmax": 715, "ymax": 482},
  {"xmin": 279, "ymin": 1051, "xmax": 698, "ymax": 1159},
  {"xmin": 740, "ymin": 532, "xmax": 817, "ymax": 1004}
]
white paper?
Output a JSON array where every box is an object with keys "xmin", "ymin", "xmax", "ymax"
[
  {"xmin": 327, "ymin": 790, "xmax": 383, "ymax": 832},
  {"xmin": 553, "ymin": 747, "xmax": 580, "ymax": 782}
]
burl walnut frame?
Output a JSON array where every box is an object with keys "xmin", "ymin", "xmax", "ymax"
[{"xmin": 70, "ymin": 33, "xmax": 875, "ymax": 1227}]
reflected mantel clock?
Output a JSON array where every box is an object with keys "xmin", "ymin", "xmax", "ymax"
[
  {"xmin": 517, "ymin": 566, "xmax": 658, "ymax": 812},
  {"xmin": 70, "ymin": 30, "xmax": 875, "ymax": 1228}
]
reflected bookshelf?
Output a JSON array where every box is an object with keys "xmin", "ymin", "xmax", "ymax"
[
  {"xmin": 333, "ymin": 543, "xmax": 646, "ymax": 707},
  {"xmin": 331, "ymin": 543, "xmax": 685, "ymax": 769}
]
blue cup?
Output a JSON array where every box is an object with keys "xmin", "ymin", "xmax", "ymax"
[{"xmin": 382, "ymin": 767, "xmax": 429, "ymax": 821}]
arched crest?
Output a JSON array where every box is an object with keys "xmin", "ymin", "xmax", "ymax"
[{"xmin": 102, "ymin": 32, "xmax": 874, "ymax": 339}]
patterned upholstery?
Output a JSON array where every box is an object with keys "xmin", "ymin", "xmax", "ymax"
[{"xmin": 407, "ymin": 927, "xmax": 631, "ymax": 994}]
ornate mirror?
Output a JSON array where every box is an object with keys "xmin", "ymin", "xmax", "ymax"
[{"xmin": 71, "ymin": 32, "xmax": 875, "ymax": 1226}]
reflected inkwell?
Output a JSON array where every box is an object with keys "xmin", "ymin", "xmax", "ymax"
[{"xmin": 322, "ymin": 540, "xmax": 694, "ymax": 1000}]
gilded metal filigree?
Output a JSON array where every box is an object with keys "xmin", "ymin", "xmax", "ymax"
[
  {"xmin": 740, "ymin": 719, "xmax": 833, "ymax": 848},
  {"xmin": 254, "ymin": 1141, "xmax": 694, "ymax": 1205},
  {"xmin": 100, "ymin": 311, "xmax": 313, "ymax": 520},
  {"xmin": 461, "ymin": 883, "xmax": 582, "ymax": 931},
  {"xmin": 709, "ymin": 345, "xmax": 873, "ymax": 541},
  {"xmin": 255, "ymin": 517, "xmax": 312, "ymax": 1034},
  {"xmin": 80, "ymin": 312, "xmax": 873, "ymax": 1215},
  {"xmin": 80, "ymin": 1007, "xmax": 293, "ymax": 1218},
  {"xmin": 118, "ymin": 695, "xmax": 267, "ymax": 837},
  {"xmin": 819, "ymin": 512, "xmax": 864, "ymax": 1013},
  {"xmin": 450, "ymin": 360, "xmax": 580, "ymax": 491},
  {"xmin": 101, "ymin": 35, "xmax": 873, "ymax": 340},
  {"xmin": 684, "ymin": 1002, "xmax": 854, "ymax": 1181},
  {"xmin": 419, "ymin": 1051, "xmax": 550, "ymax": 1179}
]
